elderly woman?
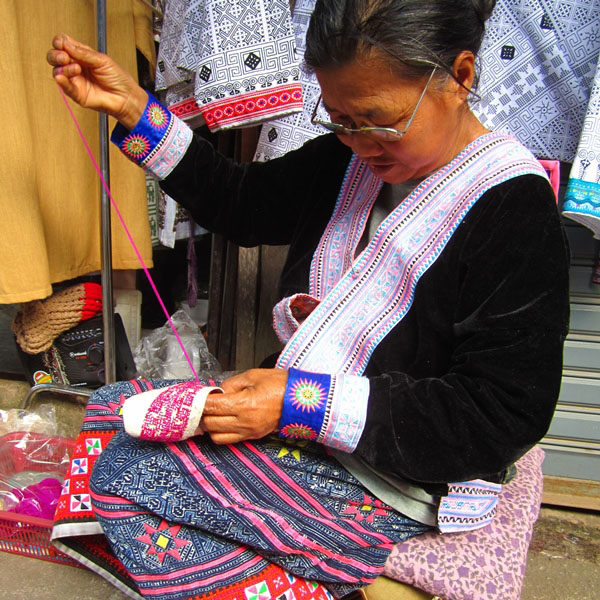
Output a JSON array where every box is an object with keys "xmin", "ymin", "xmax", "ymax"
[{"xmin": 47, "ymin": 1, "xmax": 569, "ymax": 599}]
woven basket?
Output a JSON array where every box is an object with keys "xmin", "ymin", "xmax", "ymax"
[{"xmin": 0, "ymin": 431, "xmax": 85, "ymax": 568}]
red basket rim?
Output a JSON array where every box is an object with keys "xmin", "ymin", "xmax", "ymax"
[{"xmin": 0, "ymin": 509, "xmax": 54, "ymax": 528}]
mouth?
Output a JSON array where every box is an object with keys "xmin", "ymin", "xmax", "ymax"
[{"xmin": 366, "ymin": 162, "xmax": 396, "ymax": 176}]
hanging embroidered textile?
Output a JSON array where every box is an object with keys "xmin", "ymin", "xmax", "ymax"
[
  {"xmin": 155, "ymin": 0, "xmax": 304, "ymax": 131},
  {"xmin": 471, "ymin": 0, "xmax": 600, "ymax": 237},
  {"xmin": 273, "ymin": 132, "xmax": 549, "ymax": 533},
  {"xmin": 253, "ymin": 0, "xmax": 327, "ymax": 161},
  {"xmin": 52, "ymin": 379, "xmax": 429, "ymax": 600},
  {"xmin": 562, "ymin": 51, "xmax": 600, "ymax": 238}
]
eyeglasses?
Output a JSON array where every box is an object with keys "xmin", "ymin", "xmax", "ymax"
[{"xmin": 311, "ymin": 67, "xmax": 437, "ymax": 142}]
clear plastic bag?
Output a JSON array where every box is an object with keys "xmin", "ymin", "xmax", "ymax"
[
  {"xmin": 0, "ymin": 429, "xmax": 73, "ymax": 519},
  {"xmin": 0, "ymin": 404, "xmax": 60, "ymax": 438},
  {"xmin": 134, "ymin": 309, "xmax": 221, "ymax": 379}
]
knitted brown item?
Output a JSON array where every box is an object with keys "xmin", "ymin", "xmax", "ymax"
[{"xmin": 12, "ymin": 283, "xmax": 103, "ymax": 354}]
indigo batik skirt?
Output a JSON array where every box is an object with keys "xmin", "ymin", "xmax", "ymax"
[{"xmin": 52, "ymin": 379, "xmax": 430, "ymax": 600}]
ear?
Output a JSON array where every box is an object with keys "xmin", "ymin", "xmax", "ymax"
[{"xmin": 452, "ymin": 51, "xmax": 477, "ymax": 102}]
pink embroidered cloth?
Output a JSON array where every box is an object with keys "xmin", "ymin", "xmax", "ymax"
[{"xmin": 383, "ymin": 447, "xmax": 545, "ymax": 600}]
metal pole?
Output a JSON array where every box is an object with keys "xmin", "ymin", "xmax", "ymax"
[{"xmin": 97, "ymin": 0, "xmax": 116, "ymax": 384}]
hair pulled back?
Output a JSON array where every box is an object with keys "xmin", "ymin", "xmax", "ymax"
[{"xmin": 304, "ymin": 0, "xmax": 496, "ymax": 82}]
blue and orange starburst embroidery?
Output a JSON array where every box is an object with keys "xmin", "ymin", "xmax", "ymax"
[
  {"xmin": 147, "ymin": 103, "xmax": 169, "ymax": 129},
  {"xmin": 289, "ymin": 378, "xmax": 326, "ymax": 412},
  {"xmin": 280, "ymin": 423, "xmax": 317, "ymax": 441},
  {"xmin": 122, "ymin": 134, "xmax": 150, "ymax": 159},
  {"xmin": 136, "ymin": 520, "xmax": 191, "ymax": 563}
]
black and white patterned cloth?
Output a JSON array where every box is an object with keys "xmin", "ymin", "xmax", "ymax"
[
  {"xmin": 472, "ymin": 0, "xmax": 600, "ymax": 236},
  {"xmin": 253, "ymin": 0, "xmax": 328, "ymax": 161},
  {"xmin": 155, "ymin": 0, "xmax": 303, "ymax": 131}
]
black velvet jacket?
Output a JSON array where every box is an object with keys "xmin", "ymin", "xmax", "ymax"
[{"xmin": 161, "ymin": 132, "xmax": 570, "ymax": 490}]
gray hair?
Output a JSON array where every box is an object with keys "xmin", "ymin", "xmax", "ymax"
[{"xmin": 304, "ymin": 0, "xmax": 496, "ymax": 86}]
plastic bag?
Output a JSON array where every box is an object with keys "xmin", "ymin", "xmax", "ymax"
[
  {"xmin": 2, "ymin": 477, "xmax": 63, "ymax": 519},
  {"xmin": 0, "ymin": 430, "xmax": 73, "ymax": 518},
  {"xmin": 0, "ymin": 404, "xmax": 60, "ymax": 438},
  {"xmin": 134, "ymin": 309, "xmax": 221, "ymax": 379}
]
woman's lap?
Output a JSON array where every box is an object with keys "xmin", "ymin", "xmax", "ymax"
[{"xmin": 86, "ymin": 380, "xmax": 430, "ymax": 598}]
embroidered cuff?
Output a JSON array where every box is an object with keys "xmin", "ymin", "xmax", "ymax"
[
  {"xmin": 272, "ymin": 293, "xmax": 320, "ymax": 344},
  {"xmin": 278, "ymin": 368, "xmax": 369, "ymax": 453},
  {"xmin": 437, "ymin": 480, "xmax": 502, "ymax": 533},
  {"xmin": 111, "ymin": 94, "xmax": 193, "ymax": 180}
]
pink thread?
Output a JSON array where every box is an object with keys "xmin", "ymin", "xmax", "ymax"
[{"xmin": 56, "ymin": 77, "xmax": 200, "ymax": 381}]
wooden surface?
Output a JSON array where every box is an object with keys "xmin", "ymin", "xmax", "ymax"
[
  {"xmin": 235, "ymin": 246, "xmax": 260, "ymax": 370},
  {"xmin": 542, "ymin": 475, "xmax": 600, "ymax": 511},
  {"xmin": 359, "ymin": 576, "xmax": 434, "ymax": 600},
  {"xmin": 254, "ymin": 245, "xmax": 288, "ymax": 366}
]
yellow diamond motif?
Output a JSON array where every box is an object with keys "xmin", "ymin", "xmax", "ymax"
[
  {"xmin": 156, "ymin": 535, "xmax": 169, "ymax": 549},
  {"xmin": 361, "ymin": 505, "xmax": 372, "ymax": 512}
]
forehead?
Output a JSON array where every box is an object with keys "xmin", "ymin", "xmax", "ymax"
[{"xmin": 315, "ymin": 56, "xmax": 420, "ymax": 116}]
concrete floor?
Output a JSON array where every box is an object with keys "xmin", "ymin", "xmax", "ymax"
[{"xmin": 1, "ymin": 380, "xmax": 599, "ymax": 599}]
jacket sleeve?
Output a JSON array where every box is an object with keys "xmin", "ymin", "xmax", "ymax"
[
  {"xmin": 110, "ymin": 94, "xmax": 344, "ymax": 248},
  {"xmin": 353, "ymin": 176, "xmax": 570, "ymax": 485},
  {"xmin": 159, "ymin": 130, "xmax": 346, "ymax": 248}
]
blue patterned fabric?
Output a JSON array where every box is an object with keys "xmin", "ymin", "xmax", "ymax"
[
  {"xmin": 111, "ymin": 95, "xmax": 193, "ymax": 181},
  {"xmin": 79, "ymin": 381, "xmax": 430, "ymax": 599}
]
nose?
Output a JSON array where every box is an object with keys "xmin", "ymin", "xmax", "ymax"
[{"xmin": 340, "ymin": 133, "xmax": 384, "ymax": 158}]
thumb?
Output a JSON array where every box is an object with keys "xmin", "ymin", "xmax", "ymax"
[{"xmin": 55, "ymin": 34, "xmax": 103, "ymax": 67}]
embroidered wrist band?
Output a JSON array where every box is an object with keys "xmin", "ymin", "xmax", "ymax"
[
  {"xmin": 278, "ymin": 368, "xmax": 370, "ymax": 452},
  {"xmin": 278, "ymin": 368, "xmax": 331, "ymax": 442},
  {"xmin": 111, "ymin": 94, "xmax": 193, "ymax": 180}
]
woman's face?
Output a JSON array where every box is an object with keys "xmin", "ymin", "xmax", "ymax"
[{"xmin": 314, "ymin": 54, "xmax": 484, "ymax": 184}]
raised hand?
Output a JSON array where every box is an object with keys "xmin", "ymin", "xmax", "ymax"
[{"xmin": 47, "ymin": 33, "xmax": 147, "ymax": 129}]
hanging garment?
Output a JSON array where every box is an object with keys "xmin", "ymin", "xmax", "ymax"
[
  {"xmin": 562, "ymin": 50, "xmax": 600, "ymax": 238},
  {"xmin": 471, "ymin": 0, "xmax": 600, "ymax": 236},
  {"xmin": 52, "ymin": 379, "xmax": 429, "ymax": 600},
  {"xmin": 156, "ymin": 0, "xmax": 304, "ymax": 131},
  {"xmin": 0, "ymin": 0, "xmax": 155, "ymax": 304},
  {"xmin": 253, "ymin": 0, "xmax": 326, "ymax": 161}
]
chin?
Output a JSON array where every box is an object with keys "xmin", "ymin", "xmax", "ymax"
[{"xmin": 366, "ymin": 162, "xmax": 417, "ymax": 184}]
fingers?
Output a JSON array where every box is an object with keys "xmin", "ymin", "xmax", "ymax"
[
  {"xmin": 46, "ymin": 48, "xmax": 70, "ymax": 68},
  {"xmin": 201, "ymin": 414, "xmax": 241, "ymax": 432},
  {"xmin": 199, "ymin": 369, "xmax": 287, "ymax": 444},
  {"xmin": 47, "ymin": 33, "xmax": 107, "ymax": 77},
  {"xmin": 47, "ymin": 46, "xmax": 80, "ymax": 85},
  {"xmin": 50, "ymin": 64, "xmax": 82, "ymax": 96},
  {"xmin": 209, "ymin": 432, "xmax": 244, "ymax": 445},
  {"xmin": 201, "ymin": 393, "xmax": 280, "ymax": 441},
  {"xmin": 53, "ymin": 33, "xmax": 98, "ymax": 62},
  {"xmin": 202, "ymin": 392, "xmax": 239, "ymax": 416},
  {"xmin": 48, "ymin": 34, "xmax": 90, "ymax": 96}
]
